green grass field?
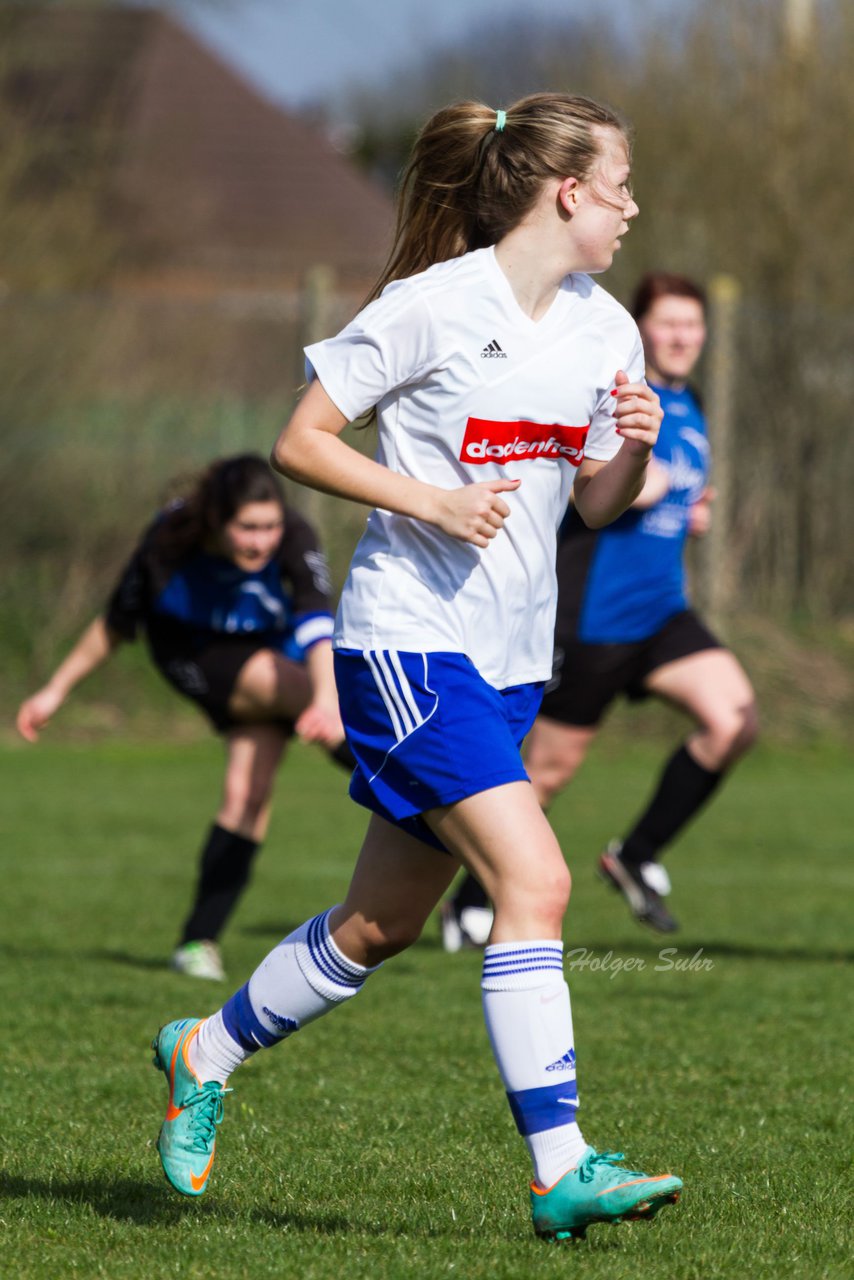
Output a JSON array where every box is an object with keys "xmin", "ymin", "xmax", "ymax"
[{"xmin": 0, "ymin": 736, "xmax": 851, "ymax": 1279}]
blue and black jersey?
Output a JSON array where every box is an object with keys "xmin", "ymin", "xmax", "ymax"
[
  {"xmin": 105, "ymin": 504, "xmax": 335, "ymax": 663},
  {"xmin": 554, "ymin": 383, "xmax": 710, "ymax": 644}
]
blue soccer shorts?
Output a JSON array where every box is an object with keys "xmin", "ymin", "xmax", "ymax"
[{"xmin": 333, "ymin": 648, "xmax": 544, "ymax": 851}]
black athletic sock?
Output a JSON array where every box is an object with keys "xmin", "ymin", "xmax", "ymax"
[
  {"xmin": 452, "ymin": 871, "xmax": 490, "ymax": 913},
  {"xmin": 620, "ymin": 745, "xmax": 723, "ymax": 867},
  {"xmin": 180, "ymin": 823, "xmax": 260, "ymax": 945}
]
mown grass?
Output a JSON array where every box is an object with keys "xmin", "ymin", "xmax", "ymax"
[{"xmin": 0, "ymin": 736, "xmax": 850, "ymax": 1279}]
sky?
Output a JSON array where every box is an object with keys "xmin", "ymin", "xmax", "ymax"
[{"xmin": 164, "ymin": 0, "xmax": 675, "ymax": 113}]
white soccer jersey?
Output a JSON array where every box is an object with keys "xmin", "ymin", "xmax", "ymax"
[{"xmin": 305, "ymin": 246, "xmax": 645, "ymax": 689}]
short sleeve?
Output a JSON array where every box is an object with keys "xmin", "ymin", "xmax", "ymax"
[
  {"xmin": 584, "ymin": 330, "xmax": 647, "ymax": 462},
  {"xmin": 104, "ymin": 539, "xmax": 150, "ymax": 641},
  {"xmin": 277, "ymin": 509, "xmax": 335, "ymax": 652},
  {"xmin": 104, "ymin": 513, "xmax": 171, "ymax": 640},
  {"xmin": 304, "ymin": 280, "xmax": 439, "ymax": 422}
]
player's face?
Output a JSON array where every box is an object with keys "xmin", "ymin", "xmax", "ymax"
[
  {"xmin": 567, "ymin": 130, "xmax": 638, "ymax": 273},
  {"xmin": 221, "ymin": 501, "xmax": 285, "ymax": 570},
  {"xmin": 639, "ymin": 296, "xmax": 707, "ymax": 386}
]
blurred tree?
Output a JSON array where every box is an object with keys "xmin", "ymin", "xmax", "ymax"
[
  {"xmin": 0, "ymin": 0, "xmax": 849, "ymax": 620},
  {"xmin": 0, "ymin": 5, "xmax": 125, "ymax": 289},
  {"xmin": 340, "ymin": 0, "xmax": 851, "ymax": 309},
  {"xmin": 347, "ymin": 13, "xmax": 616, "ymax": 188},
  {"xmin": 338, "ymin": 0, "xmax": 853, "ymax": 617}
]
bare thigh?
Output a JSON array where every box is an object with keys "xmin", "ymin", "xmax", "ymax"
[
  {"xmin": 330, "ymin": 781, "xmax": 571, "ymax": 963},
  {"xmin": 227, "ymin": 649, "xmax": 311, "ymax": 723},
  {"xmin": 330, "ymin": 814, "xmax": 461, "ymax": 966},
  {"xmin": 524, "ymin": 715, "xmax": 598, "ymax": 808}
]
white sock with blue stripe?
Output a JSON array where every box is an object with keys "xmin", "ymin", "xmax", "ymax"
[
  {"xmin": 481, "ymin": 940, "xmax": 588, "ymax": 1190},
  {"xmin": 191, "ymin": 907, "xmax": 375, "ymax": 1084}
]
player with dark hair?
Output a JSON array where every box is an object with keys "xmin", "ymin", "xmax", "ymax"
[
  {"xmin": 17, "ymin": 453, "xmax": 349, "ymax": 979},
  {"xmin": 443, "ymin": 271, "xmax": 757, "ymax": 941},
  {"xmin": 149, "ymin": 94, "xmax": 682, "ymax": 1242}
]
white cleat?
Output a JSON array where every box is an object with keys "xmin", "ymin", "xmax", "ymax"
[
  {"xmin": 440, "ymin": 901, "xmax": 494, "ymax": 951},
  {"xmin": 171, "ymin": 940, "xmax": 226, "ymax": 981}
]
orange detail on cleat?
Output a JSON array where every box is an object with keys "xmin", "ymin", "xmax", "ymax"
[
  {"xmin": 596, "ymin": 1173, "xmax": 674, "ymax": 1197},
  {"xmin": 164, "ymin": 1022, "xmax": 203, "ymax": 1122},
  {"xmin": 189, "ymin": 1151, "xmax": 216, "ymax": 1192}
]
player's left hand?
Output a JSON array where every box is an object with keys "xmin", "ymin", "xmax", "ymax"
[
  {"xmin": 688, "ymin": 485, "xmax": 716, "ymax": 536},
  {"xmin": 612, "ymin": 369, "xmax": 663, "ymax": 455},
  {"xmin": 295, "ymin": 697, "xmax": 345, "ymax": 748}
]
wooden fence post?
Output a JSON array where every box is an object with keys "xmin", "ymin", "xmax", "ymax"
[
  {"xmin": 301, "ymin": 263, "xmax": 336, "ymax": 351},
  {"xmin": 700, "ymin": 273, "xmax": 741, "ymax": 622},
  {"xmin": 297, "ymin": 264, "xmax": 336, "ymax": 532}
]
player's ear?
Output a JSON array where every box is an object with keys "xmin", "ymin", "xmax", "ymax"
[{"xmin": 558, "ymin": 177, "xmax": 580, "ymax": 216}]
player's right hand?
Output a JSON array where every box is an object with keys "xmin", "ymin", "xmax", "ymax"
[
  {"xmin": 432, "ymin": 478, "xmax": 521, "ymax": 547},
  {"xmin": 612, "ymin": 368, "xmax": 663, "ymax": 455},
  {"xmin": 295, "ymin": 696, "xmax": 345, "ymax": 749},
  {"xmin": 16, "ymin": 686, "xmax": 63, "ymax": 742}
]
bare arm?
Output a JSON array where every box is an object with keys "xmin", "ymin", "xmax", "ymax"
[
  {"xmin": 16, "ymin": 616, "xmax": 123, "ymax": 742},
  {"xmin": 573, "ymin": 370, "xmax": 664, "ymax": 529},
  {"xmin": 271, "ymin": 380, "xmax": 521, "ymax": 549},
  {"xmin": 630, "ymin": 458, "xmax": 671, "ymax": 509},
  {"xmin": 293, "ymin": 639, "xmax": 345, "ymax": 748}
]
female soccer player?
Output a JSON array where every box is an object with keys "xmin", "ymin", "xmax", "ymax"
[
  {"xmin": 150, "ymin": 95, "xmax": 683, "ymax": 1241},
  {"xmin": 526, "ymin": 272, "xmax": 759, "ymax": 931},
  {"xmin": 445, "ymin": 273, "xmax": 758, "ymax": 938},
  {"xmin": 16, "ymin": 453, "xmax": 346, "ymax": 980}
]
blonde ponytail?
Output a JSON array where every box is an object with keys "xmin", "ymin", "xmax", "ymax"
[{"xmin": 365, "ymin": 92, "xmax": 627, "ymax": 305}]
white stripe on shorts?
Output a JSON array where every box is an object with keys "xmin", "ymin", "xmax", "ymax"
[
  {"xmin": 365, "ymin": 649, "xmax": 425, "ymax": 743},
  {"xmin": 364, "ymin": 650, "xmax": 405, "ymax": 740},
  {"xmin": 388, "ymin": 650, "xmax": 423, "ymax": 728}
]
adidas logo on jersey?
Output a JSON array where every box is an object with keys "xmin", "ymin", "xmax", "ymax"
[{"xmin": 481, "ymin": 339, "xmax": 507, "ymax": 358}]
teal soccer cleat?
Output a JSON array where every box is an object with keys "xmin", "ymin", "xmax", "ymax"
[
  {"xmin": 151, "ymin": 1017, "xmax": 229, "ymax": 1197},
  {"xmin": 531, "ymin": 1146, "xmax": 682, "ymax": 1242}
]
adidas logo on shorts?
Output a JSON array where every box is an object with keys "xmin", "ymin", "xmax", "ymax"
[{"xmin": 481, "ymin": 339, "xmax": 507, "ymax": 358}]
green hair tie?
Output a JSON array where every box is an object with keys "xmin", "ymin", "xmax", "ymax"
[{"xmin": 494, "ymin": 109, "xmax": 506, "ymax": 133}]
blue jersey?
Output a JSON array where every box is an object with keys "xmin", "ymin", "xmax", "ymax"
[
  {"xmin": 554, "ymin": 383, "xmax": 710, "ymax": 644},
  {"xmin": 105, "ymin": 505, "xmax": 334, "ymax": 660},
  {"xmin": 154, "ymin": 552, "xmax": 298, "ymax": 643}
]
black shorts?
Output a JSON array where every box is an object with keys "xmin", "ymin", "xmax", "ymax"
[
  {"xmin": 538, "ymin": 609, "xmax": 722, "ymax": 728},
  {"xmin": 150, "ymin": 634, "xmax": 294, "ymax": 734}
]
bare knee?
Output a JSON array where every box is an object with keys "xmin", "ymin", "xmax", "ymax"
[
  {"xmin": 527, "ymin": 747, "xmax": 588, "ymax": 803},
  {"xmin": 740, "ymin": 700, "xmax": 760, "ymax": 751},
  {"xmin": 527, "ymin": 735, "xmax": 590, "ymax": 809},
  {"xmin": 698, "ymin": 700, "xmax": 760, "ymax": 769},
  {"xmin": 493, "ymin": 860, "xmax": 571, "ymax": 938},
  {"xmin": 231, "ymin": 650, "xmax": 310, "ymax": 721},
  {"xmin": 531, "ymin": 763, "xmax": 575, "ymax": 810},
  {"xmin": 539, "ymin": 862, "xmax": 572, "ymax": 931}
]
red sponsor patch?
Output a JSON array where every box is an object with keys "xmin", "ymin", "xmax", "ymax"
[{"xmin": 460, "ymin": 418, "xmax": 589, "ymax": 467}]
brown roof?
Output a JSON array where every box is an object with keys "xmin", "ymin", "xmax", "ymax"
[{"xmin": 2, "ymin": 6, "xmax": 395, "ymax": 284}]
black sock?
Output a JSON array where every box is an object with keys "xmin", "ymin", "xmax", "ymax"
[
  {"xmin": 180, "ymin": 823, "xmax": 260, "ymax": 945},
  {"xmin": 620, "ymin": 745, "xmax": 723, "ymax": 867},
  {"xmin": 452, "ymin": 871, "xmax": 490, "ymax": 912}
]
